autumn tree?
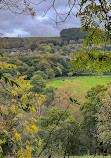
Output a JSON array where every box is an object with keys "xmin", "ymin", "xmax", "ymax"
[
  {"xmin": 30, "ymin": 74, "xmax": 46, "ymax": 93},
  {"xmin": 33, "ymin": 70, "xmax": 48, "ymax": 80},
  {"xmin": 53, "ymin": 80, "xmax": 87, "ymax": 122},
  {"xmin": 81, "ymin": 84, "xmax": 107, "ymax": 155},
  {"xmin": 97, "ymin": 82, "xmax": 111, "ymax": 152},
  {"xmin": 39, "ymin": 108, "xmax": 82, "ymax": 156},
  {"xmin": 0, "ymin": 56, "xmax": 45, "ymax": 157},
  {"xmin": 60, "ymin": 28, "xmax": 87, "ymax": 42},
  {"xmin": 43, "ymin": 86, "xmax": 55, "ymax": 107}
]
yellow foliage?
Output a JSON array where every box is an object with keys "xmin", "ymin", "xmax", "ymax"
[
  {"xmin": 1, "ymin": 106, "xmax": 9, "ymax": 115},
  {"xmin": 0, "ymin": 146, "xmax": 3, "ymax": 153},
  {"xmin": 30, "ymin": 106, "xmax": 36, "ymax": 113},
  {"xmin": 16, "ymin": 148, "xmax": 23, "ymax": 157},
  {"xmin": 17, "ymin": 71, "xmax": 20, "ymax": 75},
  {"xmin": 3, "ymin": 130, "xmax": 10, "ymax": 137},
  {"xmin": 57, "ymin": 66, "xmax": 62, "ymax": 75},
  {"xmin": 12, "ymin": 128, "xmax": 21, "ymax": 141},
  {"xmin": 12, "ymin": 99, "xmax": 17, "ymax": 103},
  {"xmin": 11, "ymin": 105, "xmax": 16, "ymax": 113},
  {"xmin": 0, "ymin": 62, "xmax": 17, "ymax": 69},
  {"xmin": 17, "ymin": 113, "xmax": 23, "ymax": 118},
  {"xmin": 38, "ymin": 139, "xmax": 42, "ymax": 146},
  {"xmin": 15, "ymin": 132, "xmax": 21, "ymax": 141},
  {"xmin": 0, "ymin": 139, "xmax": 5, "ymax": 145},
  {"xmin": 23, "ymin": 125, "xmax": 30, "ymax": 133},
  {"xmin": 30, "ymin": 97, "xmax": 35, "ymax": 104},
  {"xmin": 2, "ymin": 40, "xmax": 9, "ymax": 47},
  {"xmin": 30, "ymin": 124, "xmax": 38, "ymax": 133},
  {"xmin": 0, "ymin": 60, "xmax": 45, "ymax": 157},
  {"xmin": 21, "ymin": 94, "xmax": 28, "ymax": 103},
  {"xmin": 25, "ymin": 145, "xmax": 34, "ymax": 158},
  {"xmin": 14, "ymin": 117, "xmax": 17, "ymax": 121},
  {"xmin": 26, "ymin": 140, "xmax": 30, "ymax": 145},
  {"xmin": 12, "ymin": 90, "xmax": 18, "ymax": 96}
]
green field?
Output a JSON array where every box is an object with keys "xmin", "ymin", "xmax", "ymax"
[
  {"xmin": 47, "ymin": 75, "xmax": 111, "ymax": 90},
  {"xmin": 24, "ymin": 37, "xmax": 59, "ymax": 41}
]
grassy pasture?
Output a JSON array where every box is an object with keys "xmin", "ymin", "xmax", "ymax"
[
  {"xmin": 24, "ymin": 37, "xmax": 59, "ymax": 41},
  {"xmin": 46, "ymin": 75, "xmax": 111, "ymax": 90}
]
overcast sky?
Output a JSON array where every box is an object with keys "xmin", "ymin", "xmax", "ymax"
[{"xmin": 0, "ymin": 0, "xmax": 81, "ymax": 37}]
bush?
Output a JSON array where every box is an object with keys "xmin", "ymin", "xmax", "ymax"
[
  {"xmin": 33, "ymin": 70, "xmax": 48, "ymax": 80},
  {"xmin": 68, "ymin": 72, "xmax": 73, "ymax": 77},
  {"xmin": 30, "ymin": 75, "xmax": 46, "ymax": 93}
]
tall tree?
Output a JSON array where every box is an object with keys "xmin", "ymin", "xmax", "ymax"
[
  {"xmin": 0, "ymin": 56, "xmax": 45, "ymax": 157},
  {"xmin": 97, "ymin": 82, "xmax": 111, "ymax": 150},
  {"xmin": 81, "ymin": 84, "xmax": 107, "ymax": 154}
]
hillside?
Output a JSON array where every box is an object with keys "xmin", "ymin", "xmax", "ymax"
[{"xmin": 1, "ymin": 27, "xmax": 111, "ymax": 157}]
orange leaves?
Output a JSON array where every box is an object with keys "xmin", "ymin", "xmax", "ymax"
[{"xmin": 53, "ymin": 81, "xmax": 86, "ymax": 122}]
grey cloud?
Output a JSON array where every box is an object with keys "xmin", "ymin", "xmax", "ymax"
[
  {"xmin": 0, "ymin": 0, "xmax": 80, "ymax": 37},
  {"xmin": 25, "ymin": 23, "xmax": 59, "ymax": 37}
]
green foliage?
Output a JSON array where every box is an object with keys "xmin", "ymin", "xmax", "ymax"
[
  {"xmin": 33, "ymin": 70, "xmax": 48, "ymax": 80},
  {"xmin": 39, "ymin": 108, "xmax": 82, "ymax": 155},
  {"xmin": 30, "ymin": 74, "xmax": 46, "ymax": 93},
  {"xmin": 37, "ymin": 60, "xmax": 51, "ymax": 73},
  {"xmin": 48, "ymin": 69, "xmax": 55, "ymax": 79},
  {"xmin": 43, "ymin": 86, "xmax": 56, "ymax": 107},
  {"xmin": 26, "ymin": 66, "xmax": 35, "ymax": 79},
  {"xmin": 79, "ymin": 1, "xmax": 111, "ymax": 45},
  {"xmin": 97, "ymin": 82, "xmax": 111, "ymax": 146},
  {"xmin": 1, "ymin": 0, "xmax": 111, "ymax": 157},
  {"xmin": 25, "ymin": 37, "xmax": 58, "ymax": 41},
  {"xmin": 30, "ymin": 43, "xmax": 37, "ymax": 51},
  {"xmin": 71, "ymin": 49, "xmax": 111, "ymax": 74},
  {"xmin": 60, "ymin": 28, "xmax": 87, "ymax": 42},
  {"xmin": 0, "ymin": 72, "xmax": 20, "ymax": 87},
  {"xmin": 68, "ymin": 72, "xmax": 73, "ymax": 77},
  {"xmin": 81, "ymin": 84, "xmax": 107, "ymax": 154}
]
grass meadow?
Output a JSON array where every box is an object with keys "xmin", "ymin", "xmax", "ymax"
[
  {"xmin": 24, "ymin": 37, "xmax": 58, "ymax": 41},
  {"xmin": 46, "ymin": 75, "xmax": 111, "ymax": 91}
]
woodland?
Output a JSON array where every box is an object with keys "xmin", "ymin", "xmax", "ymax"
[{"xmin": 0, "ymin": 0, "xmax": 111, "ymax": 158}]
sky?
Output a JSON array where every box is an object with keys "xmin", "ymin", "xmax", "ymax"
[{"xmin": 0, "ymin": 0, "xmax": 81, "ymax": 37}]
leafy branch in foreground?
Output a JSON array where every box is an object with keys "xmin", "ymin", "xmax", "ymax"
[
  {"xmin": 0, "ymin": 75, "xmax": 45, "ymax": 157},
  {"xmin": 0, "ymin": 55, "xmax": 45, "ymax": 157},
  {"xmin": 71, "ymin": 49, "xmax": 111, "ymax": 74},
  {"xmin": 0, "ymin": 53, "xmax": 20, "ymax": 87},
  {"xmin": 0, "ymin": 72, "xmax": 20, "ymax": 87}
]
